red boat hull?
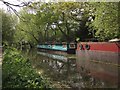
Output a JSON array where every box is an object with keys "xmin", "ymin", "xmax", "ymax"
[{"xmin": 76, "ymin": 42, "xmax": 120, "ymax": 65}]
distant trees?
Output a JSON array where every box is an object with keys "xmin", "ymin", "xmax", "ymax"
[
  {"xmin": 1, "ymin": 2, "xmax": 119, "ymax": 47},
  {"xmin": 15, "ymin": 8, "xmax": 39, "ymax": 47},
  {"xmin": 0, "ymin": 10, "xmax": 2, "ymax": 46},
  {"xmin": 1, "ymin": 9, "xmax": 16, "ymax": 46},
  {"xmin": 37, "ymin": 2, "xmax": 93, "ymax": 42},
  {"xmin": 18, "ymin": 2, "xmax": 93, "ymax": 43}
]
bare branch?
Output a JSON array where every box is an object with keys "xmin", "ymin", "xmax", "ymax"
[
  {"xmin": 17, "ymin": 26, "xmax": 39, "ymax": 42},
  {"xmin": 2, "ymin": 0, "xmax": 32, "ymax": 7},
  {"xmin": 0, "ymin": 0, "xmax": 32, "ymax": 22}
]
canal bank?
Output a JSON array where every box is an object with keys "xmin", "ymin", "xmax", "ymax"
[{"xmin": 2, "ymin": 48, "xmax": 50, "ymax": 88}]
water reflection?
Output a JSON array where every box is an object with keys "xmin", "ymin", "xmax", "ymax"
[
  {"xmin": 37, "ymin": 52, "xmax": 68, "ymax": 62},
  {"xmin": 76, "ymin": 59, "xmax": 119, "ymax": 88},
  {"xmin": 24, "ymin": 50, "xmax": 119, "ymax": 88},
  {"xmin": 32, "ymin": 51, "xmax": 77, "ymax": 88}
]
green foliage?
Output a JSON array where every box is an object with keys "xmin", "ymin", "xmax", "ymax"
[
  {"xmin": 1, "ymin": 9, "xmax": 16, "ymax": 45},
  {"xmin": 88, "ymin": 2, "xmax": 119, "ymax": 41},
  {"xmin": 34, "ymin": 2, "xmax": 92, "ymax": 42},
  {"xmin": 15, "ymin": 2, "xmax": 95, "ymax": 43},
  {"xmin": 15, "ymin": 8, "xmax": 39, "ymax": 46},
  {"xmin": 2, "ymin": 47, "xmax": 50, "ymax": 88},
  {"xmin": 6, "ymin": 2, "xmax": 119, "ymax": 44}
]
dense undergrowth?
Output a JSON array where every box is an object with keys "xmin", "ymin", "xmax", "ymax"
[{"xmin": 2, "ymin": 47, "xmax": 50, "ymax": 89}]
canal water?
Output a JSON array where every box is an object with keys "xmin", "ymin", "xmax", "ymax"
[{"xmin": 23, "ymin": 49, "xmax": 119, "ymax": 88}]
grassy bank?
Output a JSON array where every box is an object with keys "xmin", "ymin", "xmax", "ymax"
[{"xmin": 2, "ymin": 47, "xmax": 50, "ymax": 89}]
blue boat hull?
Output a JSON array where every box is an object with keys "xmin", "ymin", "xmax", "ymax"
[{"xmin": 37, "ymin": 44, "xmax": 76, "ymax": 54}]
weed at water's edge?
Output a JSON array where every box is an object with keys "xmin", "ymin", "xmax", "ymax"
[{"xmin": 2, "ymin": 47, "xmax": 51, "ymax": 89}]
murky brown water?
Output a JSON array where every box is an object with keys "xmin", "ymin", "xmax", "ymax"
[{"xmin": 24, "ymin": 49, "xmax": 119, "ymax": 88}]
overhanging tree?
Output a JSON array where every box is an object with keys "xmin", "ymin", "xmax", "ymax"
[{"xmin": 88, "ymin": 2, "xmax": 119, "ymax": 41}]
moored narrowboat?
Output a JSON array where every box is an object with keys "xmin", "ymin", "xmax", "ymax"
[
  {"xmin": 76, "ymin": 41, "xmax": 120, "ymax": 65},
  {"xmin": 37, "ymin": 42, "xmax": 77, "ymax": 54}
]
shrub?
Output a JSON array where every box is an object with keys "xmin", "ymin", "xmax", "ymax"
[{"xmin": 2, "ymin": 47, "xmax": 50, "ymax": 88}]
